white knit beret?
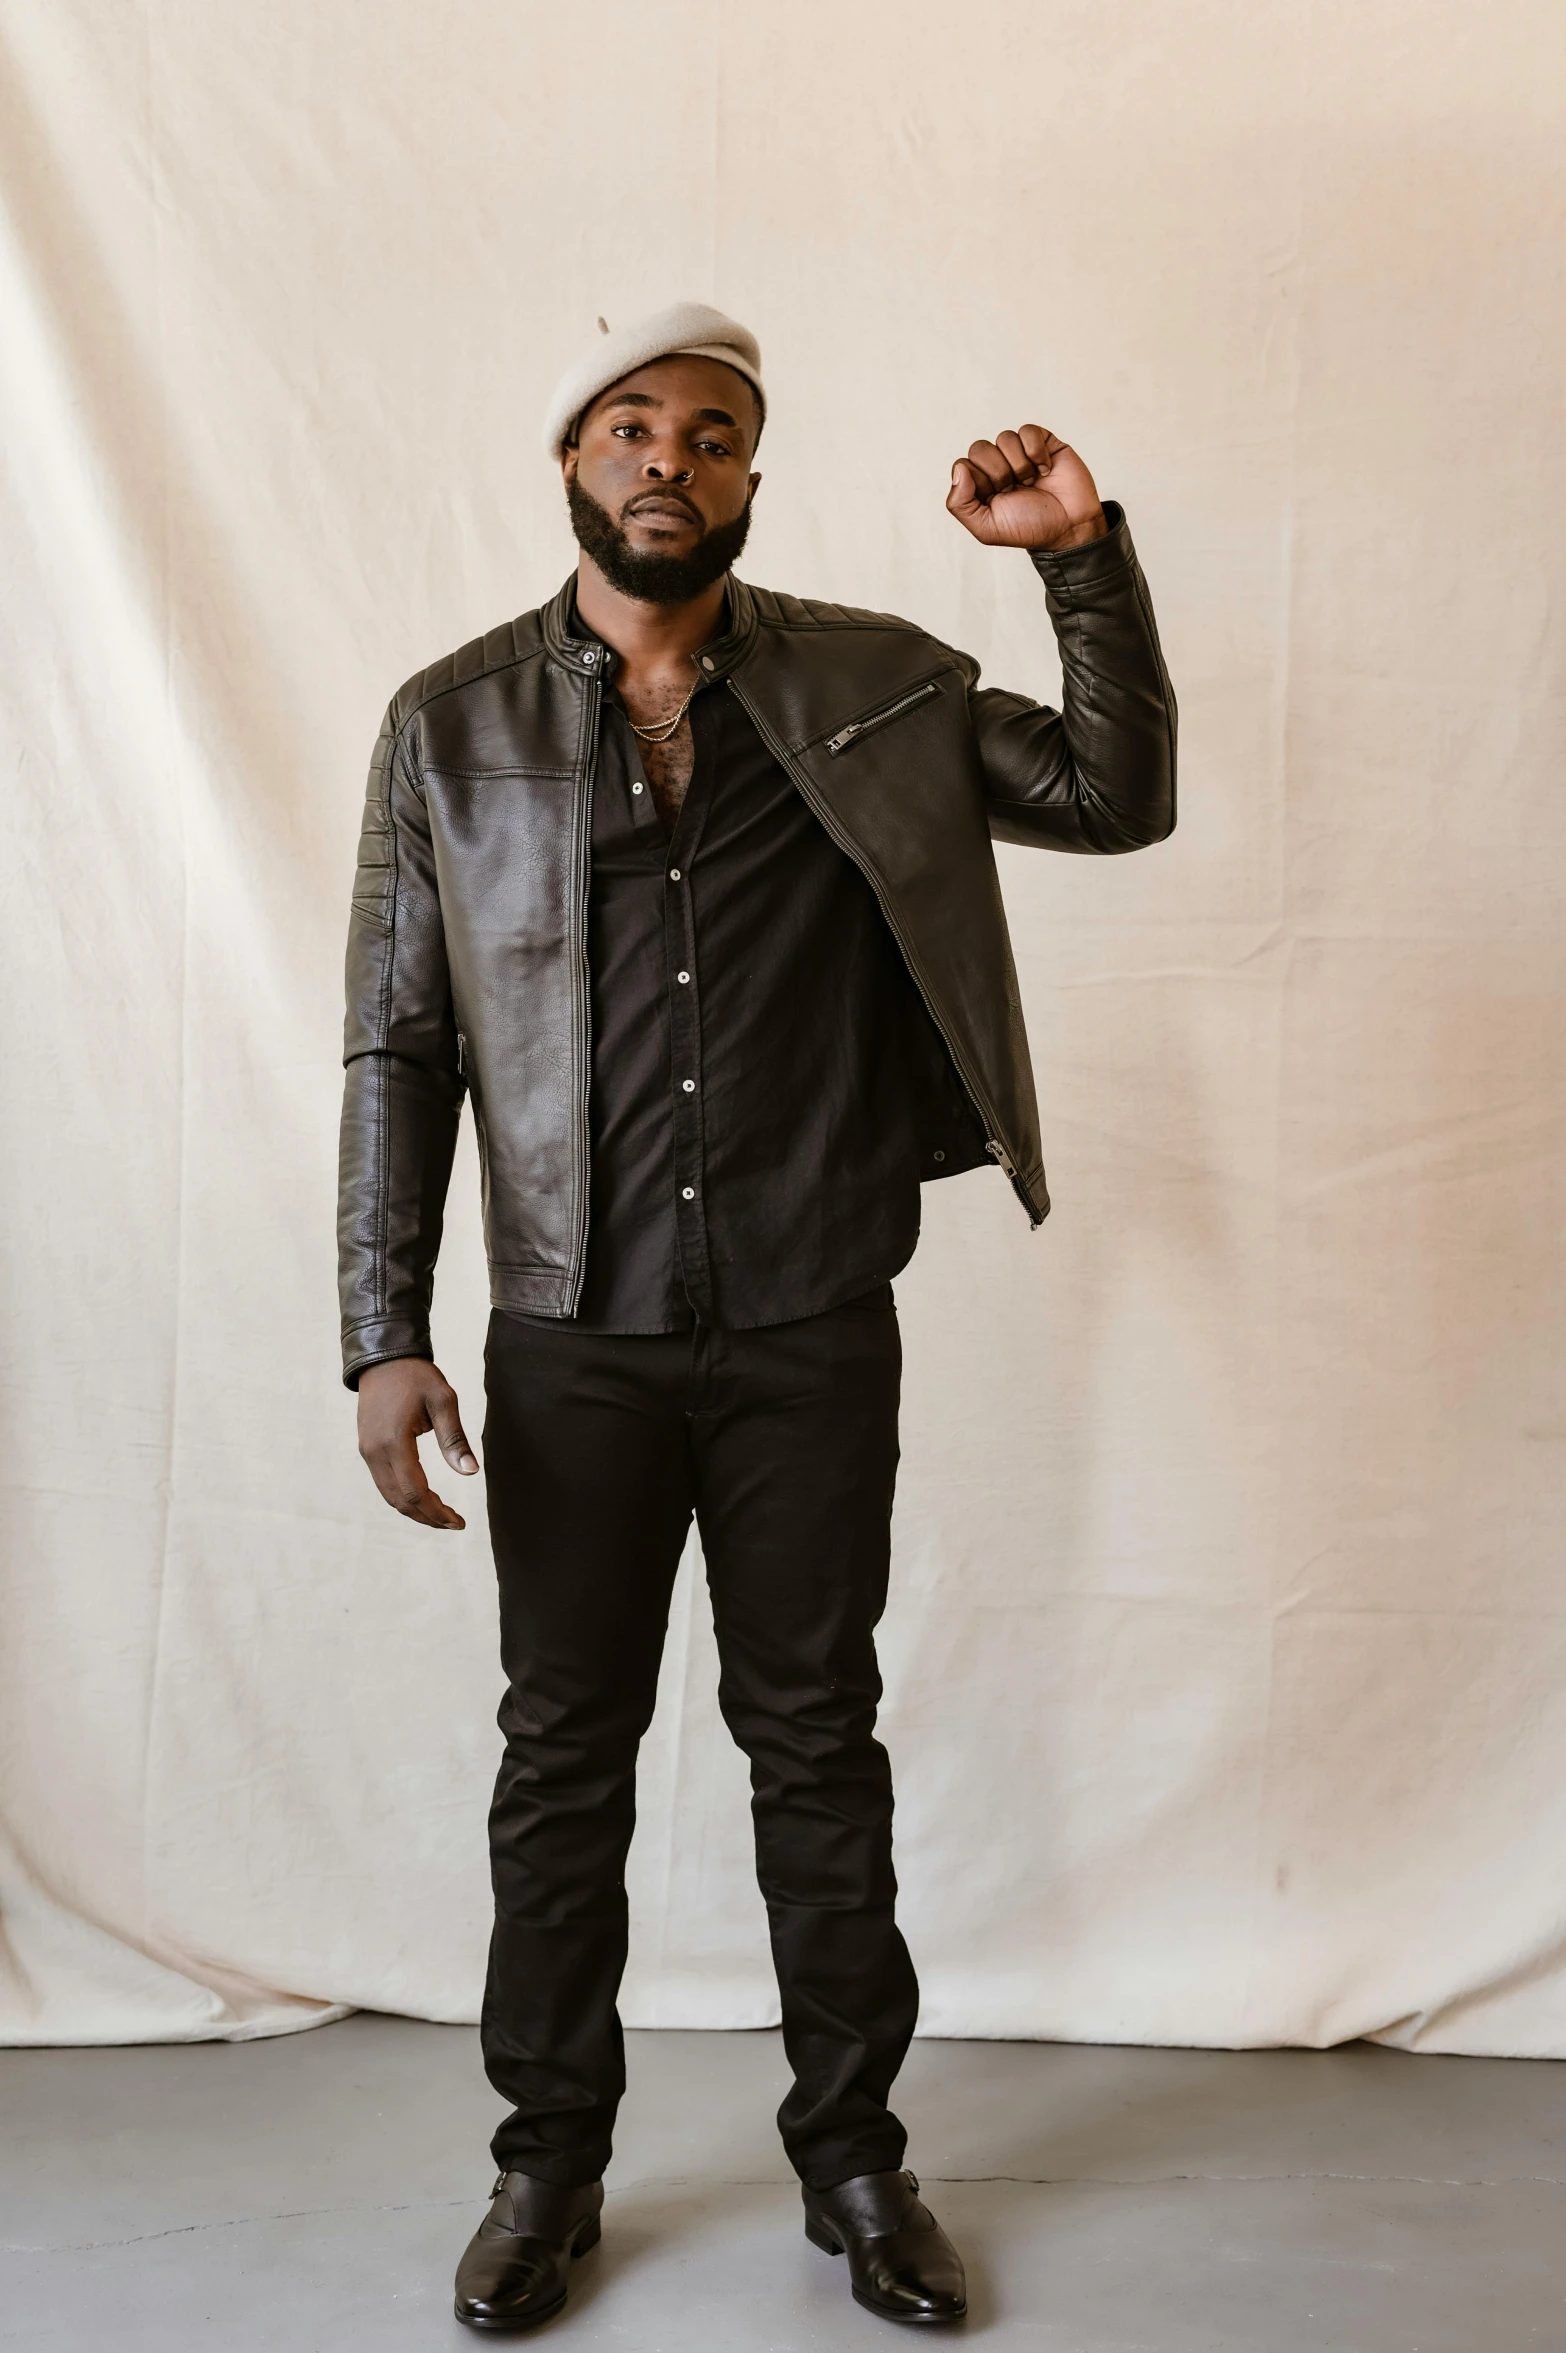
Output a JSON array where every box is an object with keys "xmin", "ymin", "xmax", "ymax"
[{"xmin": 541, "ymin": 301, "xmax": 765, "ymax": 460}]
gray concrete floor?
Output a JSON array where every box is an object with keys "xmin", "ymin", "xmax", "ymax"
[{"xmin": 3, "ymin": 2016, "xmax": 1564, "ymax": 2350}]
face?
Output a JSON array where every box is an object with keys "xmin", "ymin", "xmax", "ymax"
[{"xmin": 562, "ymin": 354, "xmax": 763, "ymax": 604}]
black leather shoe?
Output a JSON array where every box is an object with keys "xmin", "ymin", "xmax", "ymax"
[
  {"xmin": 803, "ymin": 2168, "xmax": 967, "ymax": 2325},
  {"xmin": 454, "ymin": 2171, "xmax": 603, "ymax": 2332}
]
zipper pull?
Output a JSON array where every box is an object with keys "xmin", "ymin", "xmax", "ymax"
[
  {"xmin": 825, "ymin": 721, "xmax": 860, "ymax": 754},
  {"xmin": 986, "ymin": 1139, "xmax": 1016, "ymax": 1179}
]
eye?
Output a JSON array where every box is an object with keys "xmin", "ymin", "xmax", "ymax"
[
  {"xmin": 695, "ymin": 439, "xmax": 734, "ymax": 457},
  {"xmin": 611, "ymin": 423, "xmax": 647, "ymax": 439}
]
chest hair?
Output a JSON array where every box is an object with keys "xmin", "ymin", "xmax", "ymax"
[{"xmin": 639, "ymin": 717, "xmax": 695, "ymax": 833}]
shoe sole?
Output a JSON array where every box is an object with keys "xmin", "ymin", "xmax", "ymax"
[
  {"xmin": 454, "ymin": 2292, "xmax": 567, "ymax": 2334},
  {"xmin": 850, "ymin": 2286, "xmax": 968, "ymax": 2326},
  {"xmin": 805, "ymin": 2216, "xmax": 967, "ymax": 2326},
  {"xmin": 454, "ymin": 2218, "xmax": 600, "ymax": 2332}
]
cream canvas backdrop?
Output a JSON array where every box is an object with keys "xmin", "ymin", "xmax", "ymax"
[{"xmin": 2, "ymin": 0, "xmax": 1564, "ymax": 2053}]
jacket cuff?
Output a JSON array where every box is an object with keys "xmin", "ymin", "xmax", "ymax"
[
  {"xmin": 1028, "ymin": 499, "xmax": 1135, "ymax": 586},
  {"xmin": 342, "ymin": 1320, "xmax": 434, "ymax": 1391}
]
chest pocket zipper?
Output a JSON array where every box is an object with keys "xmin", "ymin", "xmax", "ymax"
[{"xmin": 825, "ymin": 678, "xmax": 940, "ymax": 756}]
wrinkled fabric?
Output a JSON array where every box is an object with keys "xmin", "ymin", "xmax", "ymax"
[{"xmin": 2, "ymin": 1, "xmax": 1564, "ymax": 2056}]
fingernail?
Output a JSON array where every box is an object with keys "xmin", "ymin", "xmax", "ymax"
[{"xmin": 459, "ymin": 1454, "xmax": 478, "ymax": 1473}]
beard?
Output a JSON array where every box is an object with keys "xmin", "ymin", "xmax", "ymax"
[{"xmin": 566, "ymin": 477, "xmax": 752, "ymax": 605}]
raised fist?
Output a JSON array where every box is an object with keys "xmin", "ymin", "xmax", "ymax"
[{"xmin": 947, "ymin": 425, "xmax": 1106, "ymax": 552}]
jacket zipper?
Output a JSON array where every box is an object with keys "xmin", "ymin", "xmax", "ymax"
[
  {"xmin": 565, "ymin": 669, "xmax": 600, "ymax": 1312},
  {"xmin": 825, "ymin": 678, "xmax": 939, "ymax": 756},
  {"xmin": 728, "ymin": 676, "xmax": 1031, "ymax": 1208}
]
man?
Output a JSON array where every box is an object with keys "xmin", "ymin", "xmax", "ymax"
[{"xmin": 340, "ymin": 300, "xmax": 1175, "ymax": 2331}]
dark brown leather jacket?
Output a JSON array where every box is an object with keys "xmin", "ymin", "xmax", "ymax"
[{"xmin": 338, "ymin": 505, "xmax": 1175, "ymax": 1386}]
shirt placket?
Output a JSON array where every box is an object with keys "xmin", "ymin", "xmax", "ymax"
[
  {"xmin": 663, "ymin": 692, "xmax": 720, "ymax": 1321},
  {"xmin": 612, "ymin": 704, "xmax": 663, "ymax": 836}
]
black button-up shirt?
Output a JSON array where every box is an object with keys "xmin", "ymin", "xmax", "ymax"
[{"xmin": 522, "ymin": 607, "xmax": 985, "ymax": 1335}]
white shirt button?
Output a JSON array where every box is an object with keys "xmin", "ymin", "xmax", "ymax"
[
  {"xmin": 682, "ymin": 1078, "xmax": 695, "ymax": 1092},
  {"xmin": 676, "ymin": 970, "xmax": 690, "ymax": 984},
  {"xmin": 681, "ymin": 1186, "xmax": 695, "ymax": 1201},
  {"xmin": 631, "ymin": 781, "xmax": 644, "ymax": 795},
  {"xmin": 668, "ymin": 867, "xmax": 682, "ymax": 881}
]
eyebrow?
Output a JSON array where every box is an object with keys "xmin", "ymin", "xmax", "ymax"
[{"xmin": 602, "ymin": 392, "xmax": 742, "ymax": 429}]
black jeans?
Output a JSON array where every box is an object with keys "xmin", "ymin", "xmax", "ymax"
[{"xmin": 480, "ymin": 1290, "xmax": 919, "ymax": 2191}]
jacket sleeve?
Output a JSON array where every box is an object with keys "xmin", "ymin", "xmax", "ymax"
[
  {"xmin": 337, "ymin": 703, "xmax": 465, "ymax": 1389},
  {"xmin": 969, "ymin": 503, "xmax": 1177, "ymax": 853}
]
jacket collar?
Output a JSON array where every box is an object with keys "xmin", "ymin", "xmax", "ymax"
[{"xmin": 540, "ymin": 573, "xmax": 759, "ymax": 681}]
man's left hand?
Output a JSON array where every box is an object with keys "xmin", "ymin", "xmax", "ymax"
[{"xmin": 947, "ymin": 424, "xmax": 1107, "ymax": 552}]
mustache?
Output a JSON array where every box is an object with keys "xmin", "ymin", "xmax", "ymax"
[{"xmin": 623, "ymin": 488, "xmax": 703, "ymax": 526}]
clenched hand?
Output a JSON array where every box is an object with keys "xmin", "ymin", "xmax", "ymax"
[
  {"xmin": 357, "ymin": 1357, "xmax": 478, "ymax": 1530},
  {"xmin": 947, "ymin": 424, "xmax": 1106, "ymax": 553}
]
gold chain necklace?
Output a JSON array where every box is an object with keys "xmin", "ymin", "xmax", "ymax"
[{"xmin": 626, "ymin": 682, "xmax": 699, "ymax": 745}]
